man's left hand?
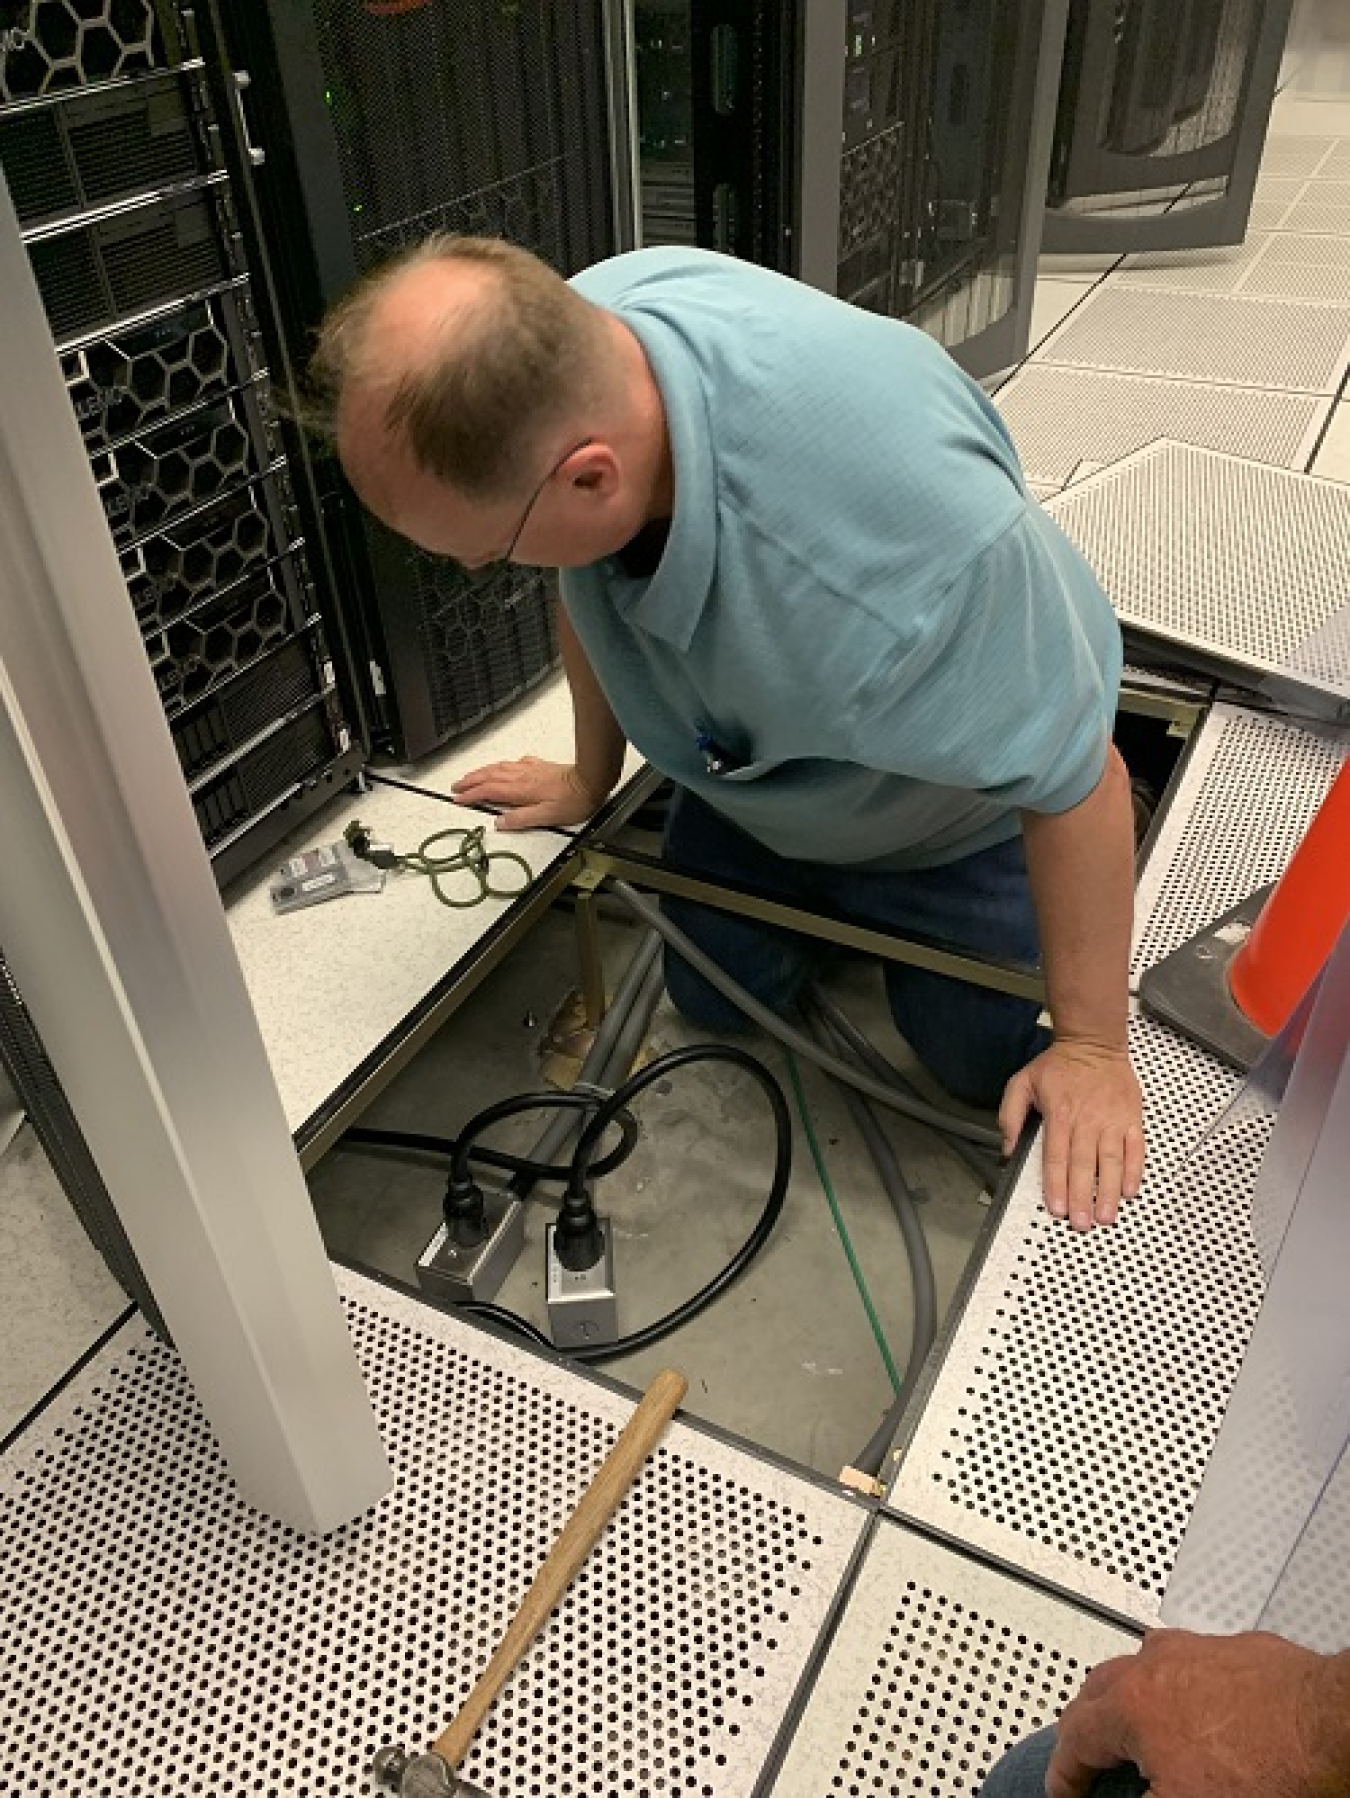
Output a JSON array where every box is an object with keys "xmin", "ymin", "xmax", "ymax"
[{"xmin": 998, "ymin": 1039, "xmax": 1144, "ymax": 1229}]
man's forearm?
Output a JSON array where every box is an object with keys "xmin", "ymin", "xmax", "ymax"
[
  {"xmin": 1020, "ymin": 744, "xmax": 1135, "ymax": 1048},
  {"xmin": 558, "ymin": 605, "xmax": 627, "ymax": 800}
]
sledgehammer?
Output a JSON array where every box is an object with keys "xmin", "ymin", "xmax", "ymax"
[{"xmin": 371, "ymin": 1367, "xmax": 688, "ymax": 1797}]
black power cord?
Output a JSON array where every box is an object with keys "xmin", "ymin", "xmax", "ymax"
[
  {"xmin": 340, "ymin": 1119, "xmax": 641, "ymax": 1187},
  {"xmin": 337, "ymin": 1045, "xmax": 793, "ymax": 1364},
  {"xmin": 563, "ymin": 1042, "xmax": 792, "ymax": 1363}
]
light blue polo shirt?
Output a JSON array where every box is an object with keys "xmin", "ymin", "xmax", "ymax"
[{"xmin": 562, "ymin": 248, "xmax": 1122, "ymax": 871}]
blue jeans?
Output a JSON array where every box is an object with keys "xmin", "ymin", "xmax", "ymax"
[
  {"xmin": 659, "ymin": 789, "xmax": 1049, "ymax": 1109},
  {"xmin": 979, "ymin": 1726, "xmax": 1147, "ymax": 1797}
]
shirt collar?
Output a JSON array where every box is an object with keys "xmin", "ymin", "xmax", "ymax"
[{"xmin": 603, "ymin": 311, "xmax": 718, "ymax": 652}]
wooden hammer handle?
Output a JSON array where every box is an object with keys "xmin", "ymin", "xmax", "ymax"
[{"xmin": 432, "ymin": 1367, "xmax": 688, "ymax": 1770}]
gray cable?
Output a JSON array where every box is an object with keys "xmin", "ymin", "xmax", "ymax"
[
  {"xmin": 608, "ymin": 880, "xmax": 1002, "ymax": 1150},
  {"xmin": 804, "ymin": 986, "xmax": 1000, "ymax": 1191},
  {"xmin": 519, "ymin": 928, "xmax": 662, "ymax": 1183},
  {"xmin": 595, "ymin": 959, "xmax": 665, "ymax": 1092},
  {"xmin": 808, "ymin": 1004, "xmax": 938, "ymax": 1476}
]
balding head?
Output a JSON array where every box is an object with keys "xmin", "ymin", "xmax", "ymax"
[{"xmin": 306, "ymin": 235, "xmax": 613, "ymax": 502}]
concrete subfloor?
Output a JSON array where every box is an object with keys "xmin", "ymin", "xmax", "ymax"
[{"xmin": 306, "ymin": 884, "xmax": 998, "ymax": 1481}]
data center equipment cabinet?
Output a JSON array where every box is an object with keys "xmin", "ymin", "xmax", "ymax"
[
  {"xmin": 211, "ymin": 0, "xmax": 634, "ymax": 763},
  {"xmin": 0, "ymin": 0, "xmax": 366, "ymax": 888},
  {"xmin": 1044, "ymin": 0, "xmax": 1294, "ymax": 253},
  {"xmin": 633, "ymin": 0, "xmax": 1070, "ymax": 378}
]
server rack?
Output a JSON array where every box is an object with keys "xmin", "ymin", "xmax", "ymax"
[
  {"xmin": 632, "ymin": 1, "xmax": 1068, "ymax": 379},
  {"xmin": 211, "ymin": 0, "xmax": 633, "ymax": 764},
  {"xmin": 1044, "ymin": 0, "xmax": 1294, "ymax": 253},
  {"xmin": 0, "ymin": 0, "xmax": 364, "ymax": 891}
]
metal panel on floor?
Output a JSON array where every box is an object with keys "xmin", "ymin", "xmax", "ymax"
[
  {"xmin": 770, "ymin": 1520, "xmax": 1138, "ymax": 1798},
  {"xmin": 884, "ymin": 1007, "xmax": 1268, "ymax": 1626},
  {"xmin": 1034, "ymin": 284, "xmax": 1350, "ymax": 390},
  {"xmin": 1044, "ymin": 441, "xmax": 1350, "ymax": 716},
  {"xmin": 995, "ymin": 363, "xmax": 1326, "ymax": 487},
  {"xmin": 0, "ymin": 1268, "xmax": 869, "ymax": 1798},
  {"xmin": 1130, "ymin": 701, "xmax": 1348, "ymax": 986}
]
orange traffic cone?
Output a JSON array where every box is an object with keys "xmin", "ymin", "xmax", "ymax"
[{"xmin": 1228, "ymin": 762, "xmax": 1350, "ymax": 1036}]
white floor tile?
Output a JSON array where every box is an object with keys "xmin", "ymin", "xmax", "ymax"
[
  {"xmin": 1268, "ymin": 95, "xmax": 1350, "ymax": 138},
  {"xmin": 1309, "ymin": 401, "xmax": 1350, "ymax": 480},
  {"xmin": 1038, "ymin": 251, "xmax": 1121, "ymax": 278},
  {"xmin": 1027, "ymin": 277, "xmax": 1096, "ymax": 352}
]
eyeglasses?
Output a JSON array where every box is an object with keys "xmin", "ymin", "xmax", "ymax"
[{"xmin": 460, "ymin": 437, "xmax": 594, "ymax": 588}]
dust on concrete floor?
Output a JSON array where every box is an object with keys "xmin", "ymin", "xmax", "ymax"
[{"xmin": 306, "ymin": 902, "xmax": 997, "ymax": 1482}]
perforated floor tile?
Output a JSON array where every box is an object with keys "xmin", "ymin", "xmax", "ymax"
[
  {"xmin": 1278, "ymin": 180, "xmax": 1350, "ymax": 236},
  {"xmin": 0, "ymin": 1270, "xmax": 869, "ymax": 1798},
  {"xmin": 1044, "ymin": 441, "xmax": 1350, "ymax": 710},
  {"xmin": 1255, "ymin": 136, "xmax": 1340, "ymax": 179},
  {"xmin": 994, "ymin": 365, "xmax": 1324, "ymax": 487},
  {"xmin": 770, "ymin": 1523, "xmax": 1137, "ymax": 1798},
  {"xmin": 1247, "ymin": 178, "xmax": 1305, "ymax": 231},
  {"xmin": 1131, "ymin": 703, "xmax": 1348, "ymax": 985},
  {"xmin": 885, "ymin": 1009, "xmax": 1268, "ymax": 1625},
  {"xmin": 1117, "ymin": 231, "xmax": 1350, "ymax": 303},
  {"xmin": 1033, "ymin": 286, "xmax": 1350, "ymax": 392}
]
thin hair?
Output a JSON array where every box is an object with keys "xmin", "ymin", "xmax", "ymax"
[{"xmin": 303, "ymin": 235, "xmax": 605, "ymax": 498}]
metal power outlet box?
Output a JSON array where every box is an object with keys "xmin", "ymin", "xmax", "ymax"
[
  {"xmin": 416, "ymin": 1184, "xmax": 526, "ymax": 1305},
  {"xmin": 545, "ymin": 1218, "xmax": 618, "ymax": 1349}
]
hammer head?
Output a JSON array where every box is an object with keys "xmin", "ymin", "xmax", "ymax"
[{"xmin": 371, "ymin": 1746, "xmax": 493, "ymax": 1798}]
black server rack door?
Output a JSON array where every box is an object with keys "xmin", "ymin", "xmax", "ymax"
[
  {"xmin": 1046, "ymin": 0, "xmax": 1294, "ymax": 253},
  {"xmin": 228, "ymin": 0, "xmax": 620, "ymax": 763},
  {"xmin": 641, "ymin": 3, "xmax": 1061, "ymax": 373}
]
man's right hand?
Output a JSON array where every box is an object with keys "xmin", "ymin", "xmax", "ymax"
[
  {"xmin": 450, "ymin": 756, "xmax": 608, "ymax": 831},
  {"xmin": 1047, "ymin": 1629, "xmax": 1344, "ymax": 1798}
]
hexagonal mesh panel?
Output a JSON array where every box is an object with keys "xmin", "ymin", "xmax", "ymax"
[
  {"xmin": 0, "ymin": 1271, "xmax": 867, "ymax": 1798},
  {"xmin": 93, "ymin": 392, "xmax": 267, "ymax": 549},
  {"xmin": 407, "ymin": 547, "xmax": 560, "ymax": 744},
  {"xmin": 123, "ymin": 480, "xmax": 280, "ymax": 633},
  {"xmin": 1131, "ymin": 704, "xmax": 1347, "ymax": 984},
  {"xmin": 62, "ymin": 294, "xmax": 239, "ymax": 457},
  {"xmin": 887, "ymin": 1010, "xmax": 1268, "ymax": 1624},
  {"xmin": 0, "ymin": 0, "xmax": 169, "ymax": 104},
  {"xmin": 147, "ymin": 566, "xmax": 297, "ymax": 717},
  {"xmin": 1045, "ymin": 441, "xmax": 1350, "ymax": 703},
  {"xmin": 771, "ymin": 1523, "xmax": 1138, "ymax": 1798}
]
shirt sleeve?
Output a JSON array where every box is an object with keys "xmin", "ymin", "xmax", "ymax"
[{"xmin": 842, "ymin": 503, "xmax": 1124, "ymax": 814}]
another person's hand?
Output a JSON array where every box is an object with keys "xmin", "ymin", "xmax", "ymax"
[
  {"xmin": 450, "ymin": 757, "xmax": 608, "ymax": 832},
  {"xmin": 998, "ymin": 1037, "xmax": 1143, "ymax": 1229},
  {"xmin": 1047, "ymin": 1629, "xmax": 1339, "ymax": 1798}
]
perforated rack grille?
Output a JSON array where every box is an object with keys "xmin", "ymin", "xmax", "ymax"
[
  {"xmin": 1044, "ymin": 441, "xmax": 1350, "ymax": 700},
  {"xmin": 1131, "ymin": 703, "xmax": 1347, "ymax": 985},
  {"xmin": 994, "ymin": 364, "xmax": 1324, "ymax": 488},
  {"xmin": 1035, "ymin": 285, "xmax": 1350, "ymax": 392},
  {"xmin": 0, "ymin": 1270, "xmax": 867, "ymax": 1798},
  {"xmin": 886, "ymin": 1011, "xmax": 1268, "ymax": 1623},
  {"xmin": 771, "ymin": 1524, "xmax": 1137, "ymax": 1798}
]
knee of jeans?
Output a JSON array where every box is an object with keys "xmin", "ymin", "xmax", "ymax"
[
  {"xmin": 663, "ymin": 958, "xmax": 757, "ymax": 1035},
  {"xmin": 887, "ymin": 985, "xmax": 1045, "ymax": 1111}
]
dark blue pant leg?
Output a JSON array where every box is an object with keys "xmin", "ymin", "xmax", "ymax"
[
  {"xmin": 827, "ymin": 834, "xmax": 1049, "ymax": 1109},
  {"xmin": 658, "ymin": 788, "xmax": 820, "ymax": 1032},
  {"xmin": 978, "ymin": 1726, "xmax": 1148, "ymax": 1798}
]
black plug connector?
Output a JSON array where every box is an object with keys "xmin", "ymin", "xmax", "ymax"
[
  {"xmin": 553, "ymin": 1182, "xmax": 606, "ymax": 1272},
  {"xmin": 442, "ymin": 1170, "xmax": 488, "ymax": 1248},
  {"xmin": 344, "ymin": 819, "xmax": 399, "ymax": 869}
]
